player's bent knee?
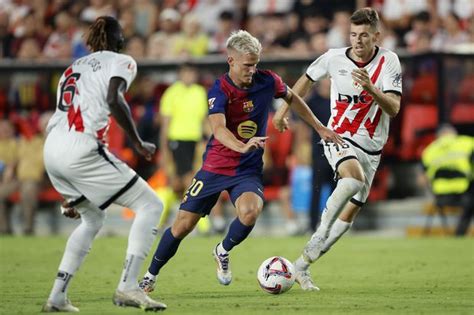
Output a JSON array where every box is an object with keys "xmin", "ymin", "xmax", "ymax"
[
  {"xmin": 125, "ymin": 189, "xmax": 164, "ymax": 226},
  {"xmin": 171, "ymin": 214, "xmax": 199, "ymax": 238},
  {"xmin": 81, "ymin": 216, "xmax": 105, "ymax": 234},
  {"xmin": 238, "ymin": 206, "xmax": 261, "ymax": 225},
  {"xmin": 171, "ymin": 222, "xmax": 195, "ymax": 238},
  {"xmin": 78, "ymin": 203, "xmax": 106, "ymax": 232},
  {"xmin": 339, "ymin": 178, "xmax": 364, "ymax": 196},
  {"xmin": 116, "ymin": 177, "xmax": 164, "ymax": 214},
  {"xmin": 146, "ymin": 202, "xmax": 162, "ymax": 221}
]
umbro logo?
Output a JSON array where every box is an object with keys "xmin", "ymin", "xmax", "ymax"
[{"xmin": 338, "ymin": 69, "xmax": 348, "ymax": 76}]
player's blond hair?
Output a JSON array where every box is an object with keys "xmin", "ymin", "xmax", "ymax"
[{"xmin": 226, "ymin": 30, "xmax": 262, "ymax": 55}]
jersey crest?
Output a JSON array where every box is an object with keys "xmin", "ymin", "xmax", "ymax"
[{"xmin": 242, "ymin": 100, "xmax": 254, "ymax": 113}]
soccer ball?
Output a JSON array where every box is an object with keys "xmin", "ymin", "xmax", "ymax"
[{"xmin": 257, "ymin": 256, "xmax": 296, "ymax": 294}]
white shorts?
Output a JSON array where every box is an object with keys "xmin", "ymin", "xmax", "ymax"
[
  {"xmin": 322, "ymin": 138, "xmax": 381, "ymax": 205},
  {"xmin": 44, "ymin": 128, "xmax": 139, "ymax": 209}
]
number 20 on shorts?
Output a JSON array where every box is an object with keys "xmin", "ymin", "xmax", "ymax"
[{"xmin": 186, "ymin": 178, "xmax": 204, "ymax": 196}]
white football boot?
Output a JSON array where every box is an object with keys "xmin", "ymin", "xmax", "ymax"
[
  {"xmin": 41, "ymin": 299, "xmax": 79, "ymax": 312},
  {"xmin": 113, "ymin": 289, "xmax": 166, "ymax": 311},
  {"xmin": 212, "ymin": 245, "xmax": 232, "ymax": 285},
  {"xmin": 294, "ymin": 269, "xmax": 320, "ymax": 291},
  {"xmin": 138, "ymin": 276, "xmax": 156, "ymax": 294}
]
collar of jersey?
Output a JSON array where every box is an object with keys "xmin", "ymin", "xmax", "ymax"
[
  {"xmin": 345, "ymin": 46, "xmax": 380, "ymax": 68},
  {"xmin": 225, "ymin": 73, "xmax": 255, "ymax": 91}
]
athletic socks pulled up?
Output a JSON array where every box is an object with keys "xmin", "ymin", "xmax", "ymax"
[
  {"xmin": 222, "ymin": 218, "xmax": 254, "ymax": 252},
  {"xmin": 302, "ymin": 178, "xmax": 363, "ymax": 263},
  {"xmin": 148, "ymin": 228, "xmax": 182, "ymax": 276}
]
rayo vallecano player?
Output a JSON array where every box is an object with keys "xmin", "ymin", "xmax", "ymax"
[
  {"xmin": 273, "ymin": 7, "xmax": 402, "ymax": 290},
  {"xmin": 42, "ymin": 16, "xmax": 166, "ymax": 312}
]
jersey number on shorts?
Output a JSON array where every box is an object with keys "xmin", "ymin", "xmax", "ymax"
[
  {"xmin": 58, "ymin": 72, "xmax": 84, "ymax": 132},
  {"xmin": 185, "ymin": 178, "xmax": 204, "ymax": 197}
]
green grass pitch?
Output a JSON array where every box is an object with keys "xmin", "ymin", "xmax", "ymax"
[{"xmin": 1, "ymin": 235, "xmax": 473, "ymax": 314}]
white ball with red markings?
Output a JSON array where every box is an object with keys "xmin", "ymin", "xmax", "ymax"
[{"xmin": 257, "ymin": 256, "xmax": 296, "ymax": 294}]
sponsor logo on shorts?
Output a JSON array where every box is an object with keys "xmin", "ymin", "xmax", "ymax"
[{"xmin": 336, "ymin": 149, "xmax": 348, "ymax": 158}]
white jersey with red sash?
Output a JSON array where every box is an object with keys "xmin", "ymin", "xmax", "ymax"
[{"xmin": 306, "ymin": 46, "xmax": 402, "ymax": 153}]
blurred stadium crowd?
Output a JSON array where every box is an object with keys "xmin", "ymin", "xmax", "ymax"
[
  {"xmin": 0, "ymin": 0, "xmax": 473, "ymax": 61},
  {"xmin": 0, "ymin": 0, "xmax": 473, "ymax": 236}
]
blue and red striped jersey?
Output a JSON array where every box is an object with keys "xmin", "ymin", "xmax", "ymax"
[{"xmin": 202, "ymin": 69, "xmax": 287, "ymax": 176}]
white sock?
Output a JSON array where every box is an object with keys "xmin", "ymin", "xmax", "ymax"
[
  {"xmin": 118, "ymin": 254, "xmax": 145, "ymax": 291},
  {"xmin": 317, "ymin": 178, "xmax": 363, "ymax": 238},
  {"xmin": 294, "ymin": 256, "xmax": 310, "ymax": 271},
  {"xmin": 294, "ymin": 219, "xmax": 352, "ymax": 271},
  {"xmin": 117, "ymin": 208, "xmax": 161, "ymax": 291},
  {"xmin": 49, "ymin": 271, "xmax": 74, "ymax": 305},
  {"xmin": 322, "ymin": 218, "xmax": 352, "ymax": 253},
  {"xmin": 49, "ymin": 203, "xmax": 105, "ymax": 305},
  {"xmin": 216, "ymin": 242, "xmax": 228, "ymax": 255},
  {"xmin": 144, "ymin": 271, "xmax": 156, "ymax": 281},
  {"xmin": 302, "ymin": 178, "xmax": 363, "ymax": 263},
  {"xmin": 115, "ymin": 180, "xmax": 163, "ymax": 291}
]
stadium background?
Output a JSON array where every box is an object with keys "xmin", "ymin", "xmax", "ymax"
[{"xmin": 0, "ymin": 0, "xmax": 473, "ymax": 236}]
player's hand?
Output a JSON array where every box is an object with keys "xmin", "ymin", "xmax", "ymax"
[
  {"xmin": 61, "ymin": 201, "xmax": 80, "ymax": 219},
  {"xmin": 135, "ymin": 141, "xmax": 156, "ymax": 161},
  {"xmin": 351, "ymin": 68, "xmax": 374, "ymax": 93},
  {"xmin": 317, "ymin": 126, "xmax": 343, "ymax": 145},
  {"xmin": 273, "ymin": 116, "xmax": 290, "ymax": 132},
  {"xmin": 241, "ymin": 136, "xmax": 268, "ymax": 153}
]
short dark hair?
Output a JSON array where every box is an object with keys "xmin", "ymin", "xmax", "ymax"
[{"xmin": 350, "ymin": 7, "xmax": 379, "ymax": 30}]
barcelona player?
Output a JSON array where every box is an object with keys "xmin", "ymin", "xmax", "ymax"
[{"xmin": 139, "ymin": 30, "xmax": 342, "ymax": 293}]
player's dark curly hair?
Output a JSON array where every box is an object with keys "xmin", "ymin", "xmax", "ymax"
[
  {"xmin": 350, "ymin": 7, "xmax": 379, "ymax": 31},
  {"xmin": 86, "ymin": 16, "xmax": 124, "ymax": 52}
]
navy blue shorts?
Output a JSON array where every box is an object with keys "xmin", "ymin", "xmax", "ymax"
[{"xmin": 180, "ymin": 169, "xmax": 264, "ymax": 216}]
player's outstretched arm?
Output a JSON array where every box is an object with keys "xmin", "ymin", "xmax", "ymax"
[
  {"xmin": 209, "ymin": 113, "xmax": 267, "ymax": 153},
  {"xmin": 284, "ymin": 88, "xmax": 343, "ymax": 145},
  {"xmin": 107, "ymin": 77, "xmax": 156, "ymax": 160},
  {"xmin": 273, "ymin": 73, "xmax": 314, "ymax": 132}
]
